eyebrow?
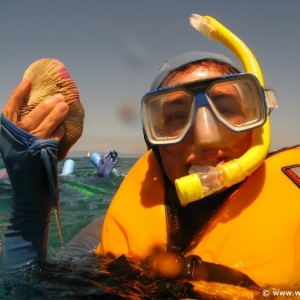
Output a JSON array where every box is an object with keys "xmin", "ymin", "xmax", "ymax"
[
  {"xmin": 210, "ymin": 93, "xmax": 241, "ymax": 102},
  {"xmin": 163, "ymin": 92, "xmax": 190, "ymax": 103}
]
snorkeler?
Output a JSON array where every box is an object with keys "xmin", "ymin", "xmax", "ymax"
[
  {"xmin": 0, "ymin": 13, "xmax": 300, "ymax": 292},
  {"xmin": 89, "ymin": 150, "xmax": 118, "ymax": 178}
]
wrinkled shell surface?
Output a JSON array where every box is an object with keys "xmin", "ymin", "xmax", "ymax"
[{"xmin": 20, "ymin": 58, "xmax": 84, "ymax": 160}]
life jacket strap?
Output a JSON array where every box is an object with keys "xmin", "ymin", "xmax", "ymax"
[{"xmin": 181, "ymin": 255, "xmax": 258, "ymax": 288}]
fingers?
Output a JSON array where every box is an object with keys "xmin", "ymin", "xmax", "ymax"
[
  {"xmin": 105, "ymin": 150, "xmax": 118, "ymax": 163},
  {"xmin": 110, "ymin": 150, "xmax": 118, "ymax": 162},
  {"xmin": 16, "ymin": 94, "xmax": 69, "ymax": 139},
  {"xmin": 20, "ymin": 96, "xmax": 69, "ymax": 139},
  {"xmin": 3, "ymin": 78, "xmax": 70, "ymax": 141},
  {"xmin": 49, "ymin": 124, "xmax": 66, "ymax": 142},
  {"xmin": 2, "ymin": 78, "xmax": 32, "ymax": 124},
  {"xmin": 30, "ymin": 101, "xmax": 69, "ymax": 139}
]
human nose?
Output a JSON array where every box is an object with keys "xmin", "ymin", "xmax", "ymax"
[{"xmin": 192, "ymin": 106, "xmax": 221, "ymax": 146}]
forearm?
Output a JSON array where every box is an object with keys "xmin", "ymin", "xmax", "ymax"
[{"xmin": 0, "ymin": 114, "xmax": 58, "ymax": 273}]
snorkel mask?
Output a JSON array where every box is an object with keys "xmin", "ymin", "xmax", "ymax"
[
  {"xmin": 142, "ymin": 14, "xmax": 277, "ymax": 205},
  {"xmin": 142, "ymin": 73, "xmax": 267, "ymax": 145}
]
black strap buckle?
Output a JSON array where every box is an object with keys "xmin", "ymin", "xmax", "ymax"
[{"xmin": 181, "ymin": 255, "xmax": 258, "ymax": 288}]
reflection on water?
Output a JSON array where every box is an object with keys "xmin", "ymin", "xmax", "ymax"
[
  {"xmin": 0, "ymin": 254, "xmax": 205, "ymax": 299},
  {"xmin": 2, "ymin": 251, "xmax": 295, "ymax": 300}
]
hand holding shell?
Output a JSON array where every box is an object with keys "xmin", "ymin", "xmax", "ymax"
[{"xmin": 19, "ymin": 58, "xmax": 84, "ymax": 160}]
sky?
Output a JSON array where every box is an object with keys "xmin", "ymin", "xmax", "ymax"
[{"xmin": 0, "ymin": 0, "xmax": 299, "ymax": 157}]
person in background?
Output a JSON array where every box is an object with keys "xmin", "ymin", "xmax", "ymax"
[
  {"xmin": 58, "ymin": 150, "xmax": 118, "ymax": 177},
  {"xmin": 89, "ymin": 150, "xmax": 118, "ymax": 178},
  {"xmin": 0, "ymin": 16, "xmax": 299, "ymax": 292}
]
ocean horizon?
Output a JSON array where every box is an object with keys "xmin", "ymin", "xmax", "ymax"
[{"xmin": 67, "ymin": 150, "xmax": 143, "ymax": 159}]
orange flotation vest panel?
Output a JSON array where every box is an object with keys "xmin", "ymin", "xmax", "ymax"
[
  {"xmin": 96, "ymin": 148, "xmax": 300, "ymax": 287},
  {"xmin": 97, "ymin": 150, "xmax": 167, "ymax": 257}
]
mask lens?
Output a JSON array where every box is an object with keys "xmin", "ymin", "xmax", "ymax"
[
  {"xmin": 143, "ymin": 89, "xmax": 194, "ymax": 144},
  {"xmin": 206, "ymin": 75, "xmax": 266, "ymax": 131}
]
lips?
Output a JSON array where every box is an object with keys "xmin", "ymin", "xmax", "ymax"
[
  {"xmin": 197, "ymin": 158, "xmax": 223, "ymax": 166},
  {"xmin": 186, "ymin": 157, "xmax": 226, "ymax": 174}
]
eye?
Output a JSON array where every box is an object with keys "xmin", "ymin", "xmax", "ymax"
[
  {"xmin": 162, "ymin": 99, "xmax": 191, "ymax": 136},
  {"xmin": 213, "ymin": 96, "xmax": 246, "ymax": 125},
  {"xmin": 165, "ymin": 111, "xmax": 189, "ymax": 126}
]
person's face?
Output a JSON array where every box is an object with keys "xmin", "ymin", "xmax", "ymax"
[{"xmin": 158, "ymin": 66, "xmax": 252, "ymax": 183}]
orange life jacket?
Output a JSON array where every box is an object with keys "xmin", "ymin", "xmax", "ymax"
[{"xmin": 96, "ymin": 147, "xmax": 300, "ymax": 287}]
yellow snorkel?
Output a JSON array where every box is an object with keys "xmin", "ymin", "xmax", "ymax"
[{"xmin": 175, "ymin": 14, "xmax": 273, "ymax": 205}]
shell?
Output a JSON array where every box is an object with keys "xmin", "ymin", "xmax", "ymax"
[{"xmin": 20, "ymin": 58, "xmax": 84, "ymax": 160}]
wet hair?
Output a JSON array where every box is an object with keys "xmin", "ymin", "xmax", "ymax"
[{"xmin": 160, "ymin": 59, "xmax": 241, "ymax": 88}]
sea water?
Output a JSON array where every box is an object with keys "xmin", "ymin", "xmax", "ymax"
[
  {"xmin": 0, "ymin": 157, "xmax": 292, "ymax": 299},
  {"xmin": 0, "ymin": 156, "xmax": 135, "ymax": 252}
]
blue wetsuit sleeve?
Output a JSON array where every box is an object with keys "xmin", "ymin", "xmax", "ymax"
[{"xmin": 0, "ymin": 114, "xmax": 59, "ymax": 273}]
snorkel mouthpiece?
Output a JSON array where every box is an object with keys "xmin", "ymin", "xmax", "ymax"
[
  {"xmin": 176, "ymin": 166, "xmax": 224, "ymax": 206},
  {"xmin": 175, "ymin": 14, "xmax": 271, "ymax": 205}
]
